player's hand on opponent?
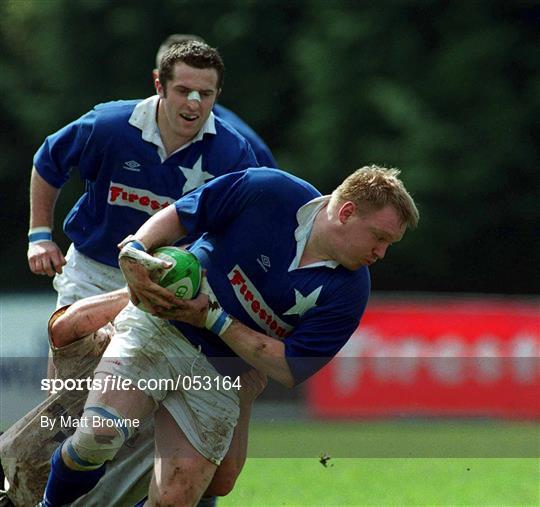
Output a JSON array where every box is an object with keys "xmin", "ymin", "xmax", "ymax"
[
  {"xmin": 238, "ymin": 369, "xmax": 268, "ymax": 406},
  {"xmin": 118, "ymin": 236, "xmax": 177, "ymax": 313},
  {"xmin": 27, "ymin": 240, "xmax": 66, "ymax": 276}
]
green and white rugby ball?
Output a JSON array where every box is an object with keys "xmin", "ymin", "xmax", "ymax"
[{"xmin": 151, "ymin": 246, "xmax": 201, "ymax": 299}]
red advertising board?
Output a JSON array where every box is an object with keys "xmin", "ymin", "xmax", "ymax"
[{"xmin": 306, "ymin": 298, "xmax": 540, "ymax": 418}]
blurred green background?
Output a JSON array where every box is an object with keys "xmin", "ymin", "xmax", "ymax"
[{"xmin": 1, "ymin": 0, "xmax": 538, "ymax": 294}]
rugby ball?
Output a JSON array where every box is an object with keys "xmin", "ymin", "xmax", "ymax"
[{"xmin": 151, "ymin": 246, "xmax": 201, "ymax": 299}]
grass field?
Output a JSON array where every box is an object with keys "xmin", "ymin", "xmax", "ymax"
[
  {"xmin": 0, "ymin": 419, "xmax": 537, "ymax": 505},
  {"xmin": 221, "ymin": 421, "xmax": 540, "ymax": 506}
]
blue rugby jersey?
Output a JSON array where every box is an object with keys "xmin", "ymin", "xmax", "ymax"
[
  {"xmin": 213, "ymin": 104, "xmax": 277, "ymax": 167},
  {"xmin": 175, "ymin": 169, "xmax": 371, "ymax": 384},
  {"xmin": 33, "ymin": 97, "xmax": 258, "ymax": 267}
]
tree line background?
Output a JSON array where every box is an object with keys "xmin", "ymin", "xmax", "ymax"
[{"xmin": 1, "ymin": 0, "xmax": 538, "ymax": 294}]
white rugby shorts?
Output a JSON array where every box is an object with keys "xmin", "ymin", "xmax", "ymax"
[
  {"xmin": 96, "ymin": 303, "xmax": 240, "ymax": 465},
  {"xmin": 53, "ymin": 244, "xmax": 126, "ymax": 307}
]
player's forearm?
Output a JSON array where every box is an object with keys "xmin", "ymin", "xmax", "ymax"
[
  {"xmin": 221, "ymin": 321, "xmax": 295, "ymax": 388},
  {"xmin": 29, "ymin": 167, "xmax": 60, "ymax": 228},
  {"xmin": 50, "ymin": 288, "xmax": 129, "ymax": 347},
  {"xmin": 132, "ymin": 204, "xmax": 187, "ymax": 250}
]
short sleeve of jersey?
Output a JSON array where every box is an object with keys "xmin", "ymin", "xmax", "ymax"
[
  {"xmin": 33, "ymin": 109, "xmax": 97, "ymax": 188},
  {"xmin": 232, "ymin": 141, "xmax": 259, "ymax": 174},
  {"xmin": 175, "ymin": 168, "xmax": 282, "ymax": 236},
  {"xmin": 212, "ymin": 116, "xmax": 260, "ymax": 173},
  {"xmin": 213, "ymin": 104, "xmax": 277, "ymax": 167},
  {"xmin": 284, "ymin": 269, "xmax": 370, "ymax": 385}
]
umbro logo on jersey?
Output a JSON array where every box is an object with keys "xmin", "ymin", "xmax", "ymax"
[
  {"xmin": 256, "ymin": 254, "xmax": 271, "ymax": 272},
  {"xmin": 123, "ymin": 160, "xmax": 141, "ymax": 172}
]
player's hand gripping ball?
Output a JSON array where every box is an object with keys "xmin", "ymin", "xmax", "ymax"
[
  {"xmin": 152, "ymin": 246, "xmax": 202, "ymax": 298},
  {"xmin": 134, "ymin": 247, "xmax": 201, "ymax": 313}
]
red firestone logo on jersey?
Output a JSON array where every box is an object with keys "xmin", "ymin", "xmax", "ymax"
[
  {"xmin": 229, "ymin": 266, "xmax": 292, "ymax": 339},
  {"xmin": 108, "ymin": 182, "xmax": 174, "ymax": 215}
]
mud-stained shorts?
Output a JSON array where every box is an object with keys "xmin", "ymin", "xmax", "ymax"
[
  {"xmin": 98, "ymin": 303, "xmax": 240, "ymax": 465},
  {"xmin": 1, "ymin": 249, "xmax": 238, "ymax": 506},
  {"xmin": 0, "ymin": 322, "xmax": 118, "ymax": 506},
  {"xmin": 53, "ymin": 244, "xmax": 126, "ymax": 307},
  {"xmin": 2, "ymin": 250, "xmax": 153, "ymax": 507}
]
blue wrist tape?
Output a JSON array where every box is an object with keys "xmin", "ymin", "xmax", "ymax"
[
  {"xmin": 128, "ymin": 240, "xmax": 147, "ymax": 252},
  {"xmin": 28, "ymin": 227, "xmax": 52, "ymax": 243},
  {"xmin": 210, "ymin": 310, "xmax": 230, "ymax": 336}
]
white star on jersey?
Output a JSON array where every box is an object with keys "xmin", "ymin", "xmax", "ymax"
[
  {"xmin": 284, "ymin": 286, "xmax": 323, "ymax": 317},
  {"xmin": 179, "ymin": 156, "xmax": 215, "ymax": 194}
]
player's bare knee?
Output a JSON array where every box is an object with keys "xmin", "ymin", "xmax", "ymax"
[
  {"xmin": 151, "ymin": 487, "xmax": 194, "ymax": 507},
  {"xmin": 149, "ymin": 466, "xmax": 208, "ymax": 507},
  {"xmin": 205, "ymin": 477, "xmax": 237, "ymax": 497},
  {"xmin": 205, "ymin": 465, "xmax": 241, "ymax": 496}
]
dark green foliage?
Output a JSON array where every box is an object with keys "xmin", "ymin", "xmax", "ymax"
[{"xmin": 1, "ymin": 0, "xmax": 537, "ymax": 293}]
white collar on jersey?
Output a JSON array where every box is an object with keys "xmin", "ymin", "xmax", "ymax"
[
  {"xmin": 289, "ymin": 195, "xmax": 340, "ymax": 271},
  {"xmin": 128, "ymin": 95, "xmax": 217, "ymax": 163}
]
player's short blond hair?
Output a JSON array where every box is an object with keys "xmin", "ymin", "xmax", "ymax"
[{"xmin": 332, "ymin": 165, "xmax": 419, "ymax": 229}]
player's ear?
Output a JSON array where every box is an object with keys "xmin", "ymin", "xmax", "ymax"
[
  {"xmin": 338, "ymin": 201, "xmax": 357, "ymax": 224},
  {"xmin": 155, "ymin": 77, "xmax": 165, "ymax": 98},
  {"xmin": 152, "ymin": 69, "xmax": 159, "ymax": 83}
]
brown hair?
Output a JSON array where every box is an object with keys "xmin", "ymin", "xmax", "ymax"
[
  {"xmin": 155, "ymin": 33, "xmax": 206, "ymax": 69},
  {"xmin": 332, "ymin": 165, "xmax": 419, "ymax": 229},
  {"xmin": 158, "ymin": 40, "xmax": 225, "ymax": 91}
]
